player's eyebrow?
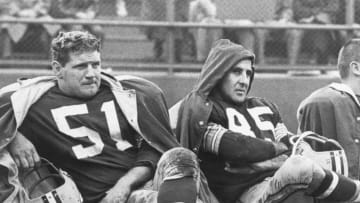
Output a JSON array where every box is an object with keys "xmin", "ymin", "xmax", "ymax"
[{"xmin": 72, "ymin": 61, "xmax": 100, "ymax": 69}]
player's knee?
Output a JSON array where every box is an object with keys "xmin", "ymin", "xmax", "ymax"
[
  {"xmin": 160, "ymin": 147, "xmax": 198, "ymax": 163},
  {"xmin": 158, "ymin": 147, "xmax": 199, "ymax": 179}
]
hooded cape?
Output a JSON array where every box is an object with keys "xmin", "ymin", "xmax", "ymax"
[{"xmin": 175, "ymin": 39, "xmax": 255, "ymax": 154}]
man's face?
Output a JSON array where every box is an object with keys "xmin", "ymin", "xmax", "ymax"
[
  {"xmin": 218, "ymin": 59, "xmax": 253, "ymax": 104},
  {"xmin": 55, "ymin": 50, "xmax": 101, "ymax": 98}
]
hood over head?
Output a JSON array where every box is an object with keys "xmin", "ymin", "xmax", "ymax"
[{"xmin": 194, "ymin": 39, "xmax": 255, "ymax": 97}]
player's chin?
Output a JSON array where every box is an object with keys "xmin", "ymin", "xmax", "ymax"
[
  {"xmin": 79, "ymin": 86, "xmax": 99, "ymax": 98},
  {"xmin": 232, "ymin": 94, "xmax": 246, "ymax": 104}
]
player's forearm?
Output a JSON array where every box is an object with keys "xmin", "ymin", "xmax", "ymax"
[
  {"xmin": 113, "ymin": 166, "xmax": 152, "ymax": 191},
  {"xmin": 202, "ymin": 123, "xmax": 286, "ymax": 163},
  {"xmin": 219, "ymin": 131, "xmax": 282, "ymax": 163},
  {"xmin": 102, "ymin": 166, "xmax": 152, "ymax": 202}
]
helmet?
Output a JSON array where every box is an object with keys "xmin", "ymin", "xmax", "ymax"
[
  {"xmin": 290, "ymin": 131, "xmax": 348, "ymax": 176},
  {"xmin": 20, "ymin": 158, "xmax": 83, "ymax": 203}
]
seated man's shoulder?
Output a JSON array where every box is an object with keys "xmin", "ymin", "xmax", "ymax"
[
  {"xmin": 305, "ymin": 85, "xmax": 345, "ymax": 104},
  {"xmin": 0, "ymin": 77, "xmax": 38, "ymax": 102},
  {"xmin": 299, "ymin": 86, "xmax": 350, "ymax": 112},
  {"xmin": 115, "ymin": 75, "xmax": 164, "ymax": 96},
  {"xmin": 246, "ymin": 96, "xmax": 278, "ymax": 107},
  {"xmin": 0, "ymin": 76, "xmax": 55, "ymax": 96}
]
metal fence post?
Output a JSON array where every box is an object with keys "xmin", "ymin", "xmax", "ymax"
[
  {"xmin": 166, "ymin": 0, "xmax": 175, "ymax": 75},
  {"xmin": 346, "ymin": 0, "xmax": 354, "ymax": 25}
]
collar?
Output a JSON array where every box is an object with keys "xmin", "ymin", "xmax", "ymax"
[{"xmin": 329, "ymin": 82, "xmax": 360, "ymax": 108}]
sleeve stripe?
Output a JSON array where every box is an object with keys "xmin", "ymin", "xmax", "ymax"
[
  {"xmin": 317, "ymin": 171, "xmax": 339, "ymax": 199},
  {"xmin": 203, "ymin": 123, "xmax": 227, "ymax": 155},
  {"xmin": 274, "ymin": 123, "xmax": 288, "ymax": 142},
  {"xmin": 213, "ymin": 127, "xmax": 227, "ymax": 155},
  {"xmin": 350, "ymin": 180, "xmax": 360, "ymax": 202}
]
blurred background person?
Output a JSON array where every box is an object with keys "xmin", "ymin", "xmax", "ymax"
[
  {"xmin": 116, "ymin": 0, "xmax": 128, "ymax": 17},
  {"xmin": 141, "ymin": 0, "xmax": 192, "ymax": 62},
  {"xmin": 0, "ymin": 0, "xmax": 15, "ymax": 58},
  {"xmin": 214, "ymin": 0, "xmax": 278, "ymax": 64},
  {"xmin": 189, "ymin": 0, "xmax": 222, "ymax": 63},
  {"xmin": 292, "ymin": 0, "xmax": 341, "ymax": 65},
  {"xmin": 0, "ymin": 0, "xmax": 58, "ymax": 59},
  {"xmin": 256, "ymin": 0, "xmax": 302, "ymax": 65},
  {"xmin": 49, "ymin": 0, "xmax": 104, "ymax": 42}
]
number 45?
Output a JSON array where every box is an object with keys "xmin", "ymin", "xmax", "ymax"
[{"xmin": 227, "ymin": 106, "xmax": 275, "ymax": 138}]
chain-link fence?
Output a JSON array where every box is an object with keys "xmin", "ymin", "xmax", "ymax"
[{"xmin": 0, "ymin": 0, "xmax": 359, "ymax": 68}]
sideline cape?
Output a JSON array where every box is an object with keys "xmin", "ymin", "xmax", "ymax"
[
  {"xmin": 0, "ymin": 73, "xmax": 180, "ymax": 202},
  {"xmin": 175, "ymin": 39, "xmax": 255, "ymax": 154}
]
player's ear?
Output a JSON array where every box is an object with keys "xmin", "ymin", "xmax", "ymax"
[
  {"xmin": 52, "ymin": 61, "xmax": 63, "ymax": 79},
  {"xmin": 350, "ymin": 61, "xmax": 360, "ymax": 76}
]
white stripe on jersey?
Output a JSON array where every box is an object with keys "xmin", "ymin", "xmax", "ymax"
[{"xmin": 45, "ymin": 192, "xmax": 57, "ymax": 203}]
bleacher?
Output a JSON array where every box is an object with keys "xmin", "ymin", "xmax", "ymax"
[
  {"xmin": 0, "ymin": 0, "xmax": 354, "ymax": 73},
  {"xmin": 98, "ymin": 0, "xmax": 155, "ymax": 61}
]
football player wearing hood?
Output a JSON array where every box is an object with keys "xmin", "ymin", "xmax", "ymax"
[{"xmin": 173, "ymin": 39, "xmax": 360, "ymax": 203}]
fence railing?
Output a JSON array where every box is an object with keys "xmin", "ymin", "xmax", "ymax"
[{"xmin": 2, "ymin": 18, "xmax": 359, "ymax": 74}]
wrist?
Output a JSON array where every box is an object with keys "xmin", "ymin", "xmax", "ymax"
[
  {"xmin": 114, "ymin": 166, "xmax": 152, "ymax": 190},
  {"xmin": 273, "ymin": 142, "xmax": 288, "ymax": 156},
  {"xmin": 110, "ymin": 180, "xmax": 131, "ymax": 193}
]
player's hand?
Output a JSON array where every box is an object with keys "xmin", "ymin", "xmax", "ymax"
[
  {"xmin": 315, "ymin": 13, "xmax": 331, "ymax": 24},
  {"xmin": 75, "ymin": 11, "xmax": 96, "ymax": 19},
  {"xmin": 17, "ymin": 9, "xmax": 38, "ymax": 18},
  {"xmin": 100, "ymin": 183, "xmax": 131, "ymax": 203},
  {"xmin": 299, "ymin": 16, "xmax": 314, "ymax": 23},
  {"xmin": 250, "ymin": 154, "xmax": 288, "ymax": 171},
  {"xmin": 7, "ymin": 133, "xmax": 40, "ymax": 169}
]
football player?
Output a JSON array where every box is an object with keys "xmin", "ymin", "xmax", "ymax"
[
  {"xmin": 172, "ymin": 39, "xmax": 360, "ymax": 203},
  {"xmin": 298, "ymin": 38, "xmax": 360, "ymax": 180},
  {"xmin": 0, "ymin": 31, "xmax": 214, "ymax": 203}
]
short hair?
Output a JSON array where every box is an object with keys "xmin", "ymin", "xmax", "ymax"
[
  {"xmin": 337, "ymin": 38, "xmax": 360, "ymax": 79},
  {"xmin": 51, "ymin": 31, "xmax": 101, "ymax": 66}
]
